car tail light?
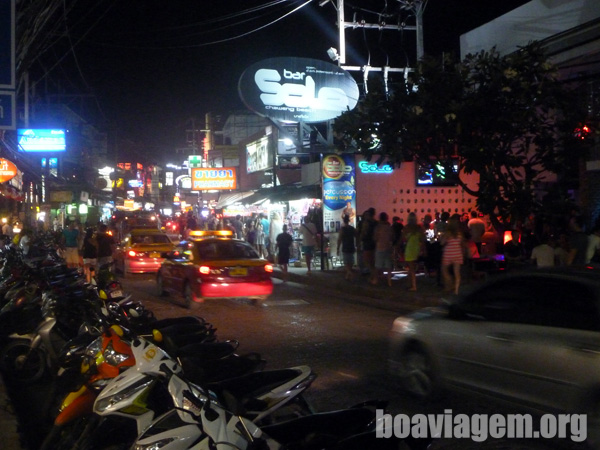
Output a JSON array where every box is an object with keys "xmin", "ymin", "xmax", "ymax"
[
  {"xmin": 199, "ymin": 266, "xmax": 211, "ymax": 275},
  {"xmin": 264, "ymin": 264, "xmax": 274, "ymax": 273},
  {"xmin": 127, "ymin": 250, "xmax": 138, "ymax": 258}
]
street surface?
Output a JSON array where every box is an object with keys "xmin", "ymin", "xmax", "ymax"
[{"xmin": 3, "ymin": 271, "xmax": 588, "ymax": 450}]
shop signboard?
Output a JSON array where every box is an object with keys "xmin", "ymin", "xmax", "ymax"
[
  {"xmin": 0, "ymin": 157, "xmax": 17, "ymax": 183},
  {"xmin": 17, "ymin": 129, "xmax": 66, "ymax": 152},
  {"xmin": 322, "ymin": 154, "xmax": 356, "ymax": 230},
  {"xmin": 191, "ymin": 167, "xmax": 237, "ymax": 191},
  {"xmin": 239, "ymin": 57, "xmax": 359, "ymax": 123},
  {"xmin": 246, "ymin": 135, "xmax": 272, "ymax": 174}
]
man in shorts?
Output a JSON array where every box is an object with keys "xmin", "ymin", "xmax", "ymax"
[{"xmin": 62, "ymin": 221, "xmax": 81, "ymax": 269}]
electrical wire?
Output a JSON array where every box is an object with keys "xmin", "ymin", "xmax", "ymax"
[{"xmin": 92, "ymin": 0, "xmax": 315, "ymax": 50}]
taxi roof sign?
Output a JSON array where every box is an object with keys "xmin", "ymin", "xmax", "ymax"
[{"xmin": 188, "ymin": 230, "xmax": 233, "ymax": 238}]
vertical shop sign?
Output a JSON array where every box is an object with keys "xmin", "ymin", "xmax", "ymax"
[{"xmin": 322, "ymin": 154, "xmax": 356, "ymax": 232}]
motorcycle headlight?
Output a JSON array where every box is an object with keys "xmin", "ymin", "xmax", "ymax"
[
  {"xmin": 95, "ymin": 377, "xmax": 153, "ymax": 412},
  {"xmin": 103, "ymin": 341, "xmax": 131, "ymax": 366}
]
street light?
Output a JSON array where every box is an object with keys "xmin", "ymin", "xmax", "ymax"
[{"xmin": 327, "ymin": 47, "xmax": 340, "ymax": 62}]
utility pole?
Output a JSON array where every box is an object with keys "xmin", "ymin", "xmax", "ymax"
[{"xmin": 321, "ymin": 0, "xmax": 426, "ymax": 94}]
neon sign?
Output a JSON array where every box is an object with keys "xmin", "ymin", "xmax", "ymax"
[
  {"xmin": 191, "ymin": 168, "xmax": 237, "ymax": 190},
  {"xmin": 358, "ymin": 161, "xmax": 393, "ymax": 174}
]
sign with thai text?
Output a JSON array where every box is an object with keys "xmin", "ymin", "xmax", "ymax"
[{"xmin": 191, "ymin": 167, "xmax": 237, "ymax": 190}]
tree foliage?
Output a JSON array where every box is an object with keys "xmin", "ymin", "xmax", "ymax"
[{"xmin": 333, "ymin": 43, "xmax": 591, "ymax": 228}]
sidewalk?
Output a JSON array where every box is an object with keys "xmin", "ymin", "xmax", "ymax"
[
  {"xmin": 270, "ymin": 261, "xmax": 461, "ymax": 312},
  {"xmin": 0, "ymin": 375, "xmax": 23, "ymax": 450}
]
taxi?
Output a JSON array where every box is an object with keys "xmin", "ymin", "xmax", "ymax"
[
  {"xmin": 156, "ymin": 230, "xmax": 274, "ymax": 306},
  {"xmin": 113, "ymin": 228, "xmax": 176, "ymax": 277}
]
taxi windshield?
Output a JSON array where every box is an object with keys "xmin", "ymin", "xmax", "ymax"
[
  {"xmin": 131, "ymin": 234, "xmax": 171, "ymax": 245},
  {"xmin": 195, "ymin": 240, "xmax": 259, "ymax": 261}
]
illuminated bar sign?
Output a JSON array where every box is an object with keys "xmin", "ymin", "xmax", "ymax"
[
  {"xmin": 0, "ymin": 157, "xmax": 17, "ymax": 182},
  {"xmin": 17, "ymin": 129, "xmax": 66, "ymax": 152},
  {"xmin": 191, "ymin": 168, "xmax": 237, "ymax": 190},
  {"xmin": 239, "ymin": 57, "xmax": 359, "ymax": 123},
  {"xmin": 358, "ymin": 161, "xmax": 393, "ymax": 174}
]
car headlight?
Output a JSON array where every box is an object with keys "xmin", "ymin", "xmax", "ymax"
[
  {"xmin": 95, "ymin": 377, "xmax": 153, "ymax": 412},
  {"xmin": 391, "ymin": 316, "xmax": 415, "ymax": 335}
]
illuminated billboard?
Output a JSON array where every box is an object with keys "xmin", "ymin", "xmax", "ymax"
[
  {"xmin": 239, "ymin": 57, "xmax": 359, "ymax": 123},
  {"xmin": 191, "ymin": 168, "xmax": 237, "ymax": 190},
  {"xmin": 246, "ymin": 135, "xmax": 272, "ymax": 174},
  {"xmin": 17, "ymin": 129, "xmax": 66, "ymax": 152}
]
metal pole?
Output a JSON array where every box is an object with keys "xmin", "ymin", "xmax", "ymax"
[{"xmin": 338, "ymin": 0, "xmax": 346, "ymax": 65}]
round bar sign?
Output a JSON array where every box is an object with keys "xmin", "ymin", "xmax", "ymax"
[
  {"xmin": 0, "ymin": 158, "xmax": 18, "ymax": 183},
  {"xmin": 238, "ymin": 57, "xmax": 359, "ymax": 123}
]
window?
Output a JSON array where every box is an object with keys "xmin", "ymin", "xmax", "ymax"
[{"xmin": 461, "ymin": 276, "xmax": 600, "ymax": 331}]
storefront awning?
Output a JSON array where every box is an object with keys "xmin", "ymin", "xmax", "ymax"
[
  {"xmin": 215, "ymin": 190, "xmax": 256, "ymax": 209},
  {"xmin": 268, "ymin": 184, "xmax": 321, "ymax": 203},
  {"xmin": 243, "ymin": 184, "xmax": 321, "ymax": 205}
]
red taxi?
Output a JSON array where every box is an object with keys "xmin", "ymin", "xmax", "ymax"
[{"xmin": 156, "ymin": 230, "xmax": 274, "ymax": 306}]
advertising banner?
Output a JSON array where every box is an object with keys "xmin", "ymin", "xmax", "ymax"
[
  {"xmin": 322, "ymin": 154, "xmax": 356, "ymax": 231},
  {"xmin": 191, "ymin": 167, "xmax": 237, "ymax": 191},
  {"xmin": 246, "ymin": 135, "xmax": 272, "ymax": 174}
]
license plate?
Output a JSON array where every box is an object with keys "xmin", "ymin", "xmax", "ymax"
[
  {"xmin": 109, "ymin": 290, "xmax": 123, "ymax": 298},
  {"xmin": 229, "ymin": 267, "xmax": 248, "ymax": 277},
  {"xmin": 149, "ymin": 252, "xmax": 161, "ymax": 258}
]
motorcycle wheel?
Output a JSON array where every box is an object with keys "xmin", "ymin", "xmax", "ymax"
[
  {"xmin": 0, "ymin": 339, "xmax": 46, "ymax": 385},
  {"xmin": 39, "ymin": 414, "xmax": 94, "ymax": 450}
]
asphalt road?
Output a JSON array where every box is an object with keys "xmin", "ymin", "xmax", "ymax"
[{"xmin": 2, "ymin": 269, "xmax": 591, "ymax": 449}]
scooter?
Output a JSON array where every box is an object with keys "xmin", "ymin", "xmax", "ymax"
[
  {"xmin": 48, "ymin": 327, "xmax": 314, "ymax": 450},
  {"xmin": 134, "ymin": 373, "xmax": 397, "ymax": 450}
]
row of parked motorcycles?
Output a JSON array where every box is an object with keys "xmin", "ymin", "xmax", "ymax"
[{"xmin": 0, "ymin": 235, "xmax": 412, "ymax": 450}]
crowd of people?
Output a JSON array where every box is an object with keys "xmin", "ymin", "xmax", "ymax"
[
  {"xmin": 4, "ymin": 205, "xmax": 599, "ymax": 298},
  {"xmin": 1, "ymin": 219, "xmax": 117, "ymax": 284},
  {"xmin": 327, "ymin": 207, "xmax": 600, "ymax": 296}
]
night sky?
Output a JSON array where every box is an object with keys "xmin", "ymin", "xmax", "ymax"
[{"xmin": 41, "ymin": 0, "xmax": 529, "ymax": 159}]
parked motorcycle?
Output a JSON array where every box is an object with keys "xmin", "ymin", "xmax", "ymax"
[{"xmin": 42, "ymin": 326, "xmax": 311, "ymax": 450}]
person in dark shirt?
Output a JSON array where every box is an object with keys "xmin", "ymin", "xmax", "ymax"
[
  {"xmin": 503, "ymin": 230, "xmax": 524, "ymax": 266},
  {"xmin": 96, "ymin": 223, "xmax": 116, "ymax": 269},
  {"xmin": 275, "ymin": 224, "xmax": 293, "ymax": 282},
  {"xmin": 337, "ymin": 214, "xmax": 357, "ymax": 280}
]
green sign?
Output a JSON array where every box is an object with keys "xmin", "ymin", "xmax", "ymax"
[{"xmin": 188, "ymin": 155, "xmax": 203, "ymax": 168}]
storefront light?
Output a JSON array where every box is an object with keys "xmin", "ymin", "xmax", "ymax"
[{"xmin": 79, "ymin": 204, "xmax": 88, "ymax": 215}]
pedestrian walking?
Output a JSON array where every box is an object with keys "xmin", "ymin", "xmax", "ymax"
[
  {"xmin": 275, "ymin": 224, "xmax": 293, "ymax": 282},
  {"xmin": 440, "ymin": 217, "xmax": 465, "ymax": 295},
  {"xmin": 337, "ymin": 214, "xmax": 357, "ymax": 280},
  {"xmin": 82, "ymin": 227, "xmax": 98, "ymax": 283},
  {"xmin": 62, "ymin": 221, "xmax": 81, "ymax": 269},
  {"xmin": 402, "ymin": 212, "xmax": 426, "ymax": 292}
]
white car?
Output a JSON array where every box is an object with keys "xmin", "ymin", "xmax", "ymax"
[{"xmin": 389, "ymin": 268, "xmax": 600, "ymax": 420}]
